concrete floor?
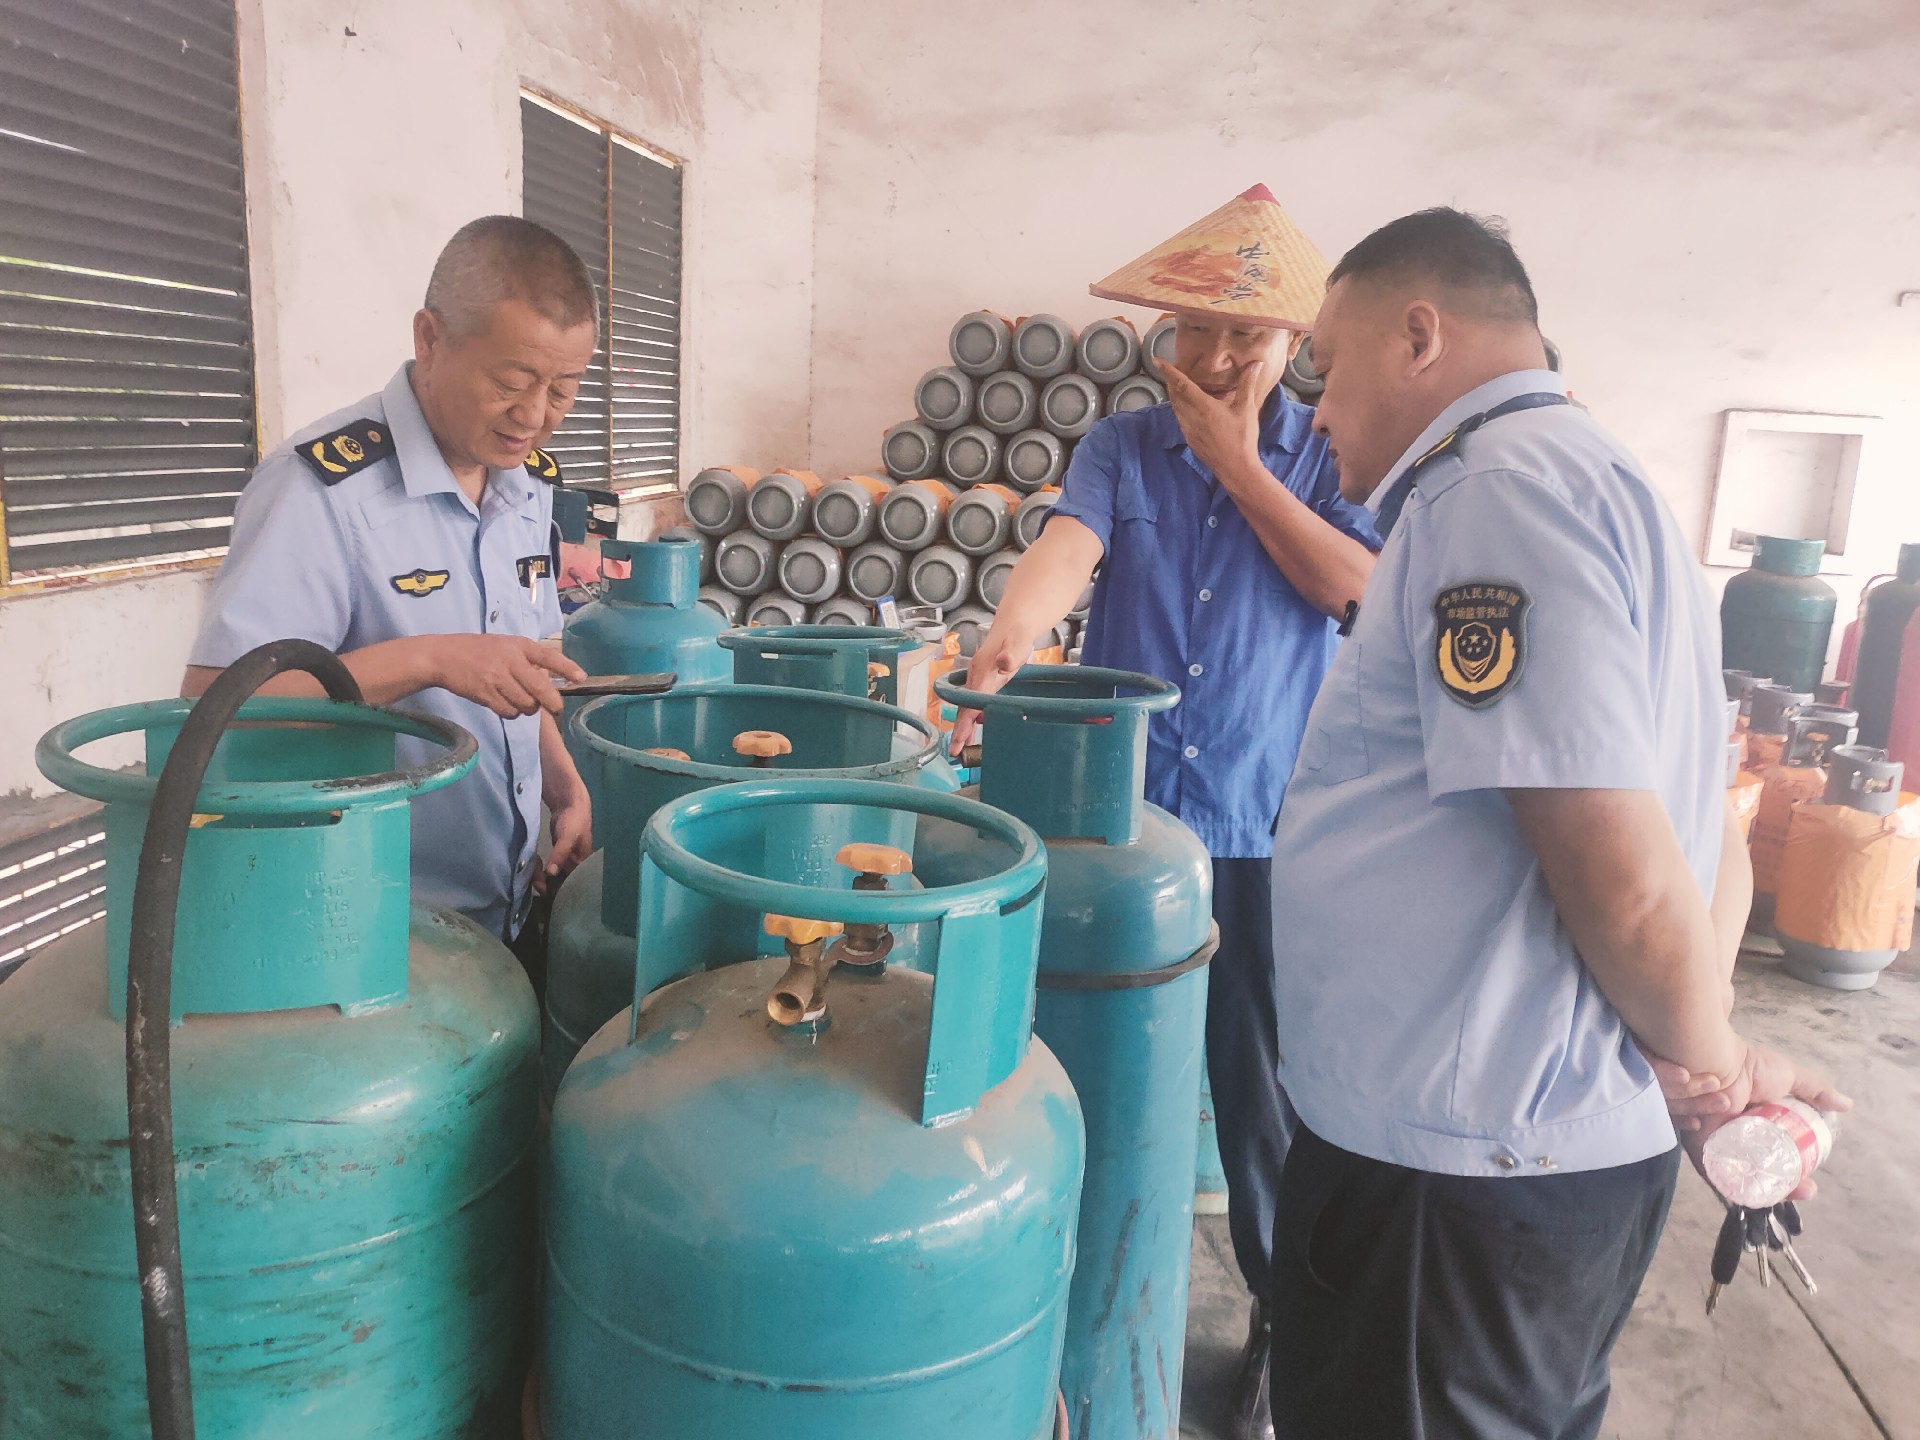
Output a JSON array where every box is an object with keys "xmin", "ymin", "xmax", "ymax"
[{"xmin": 1177, "ymin": 944, "xmax": 1920, "ymax": 1439}]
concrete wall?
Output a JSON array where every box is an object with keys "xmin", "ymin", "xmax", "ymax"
[
  {"xmin": 807, "ymin": 0, "xmax": 1920, "ymax": 609},
  {"xmin": 0, "ymin": 0, "xmax": 824, "ymax": 798}
]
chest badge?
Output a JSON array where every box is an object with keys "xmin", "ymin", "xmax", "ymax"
[
  {"xmin": 391, "ymin": 568, "xmax": 451, "ymax": 597},
  {"xmin": 1433, "ymin": 580, "xmax": 1529, "ymax": 708},
  {"xmin": 517, "ymin": 553, "xmax": 552, "ymax": 588}
]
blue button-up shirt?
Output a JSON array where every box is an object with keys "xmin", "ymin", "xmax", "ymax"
[
  {"xmin": 1049, "ymin": 392, "xmax": 1379, "ymax": 857},
  {"xmin": 1270, "ymin": 370, "xmax": 1725, "ymax": 1176},
  {"xmin": 190, "ymin": 365, "xmax": 561, "ymax": 938}
]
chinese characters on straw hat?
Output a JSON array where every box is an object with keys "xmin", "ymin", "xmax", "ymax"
[{"xmin": 1089, "ymin": 184, "xmax": 1329, "ymax": 332}]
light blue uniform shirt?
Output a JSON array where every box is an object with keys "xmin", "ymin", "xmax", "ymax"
[
  {"xmin": 191, "ymin": 365, "xmax": 561, "ymax": 939},
  {"xmin": 1270, "ymin": 370, "xmax": 1724, "ymax": 1177},
  {"xmin": 1050, "ymin": 394, "xmax": 1379, "ymax": 857}
]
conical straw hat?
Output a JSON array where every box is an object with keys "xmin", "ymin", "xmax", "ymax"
[{"xmin": 1089, "ymin": 185, "xmax": 1328, "ymax": 332}]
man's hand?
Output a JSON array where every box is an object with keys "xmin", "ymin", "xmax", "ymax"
[
  {"xmin": 1649, "ymin": 1039, "xmax": 1851, "ymax": 1200},
  {"xmin": 949, "ymin": 623, "xmax": 1035, "ymax": 754},
  {"xmin": 431, "ymin": 635, "xmax": 585, "ymax": 718},
  {"xmin": 538, "ymin": 780, "xmax": 593, "ymax": 896},
  {"xmin": 1159, "ymin": 357, "xmax": 1271, "ymax": 483}
]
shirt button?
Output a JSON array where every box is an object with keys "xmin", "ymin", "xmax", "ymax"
[
  {"xmin": 1188, "ymin": 663, "xmax": 1204, "ymax": 677},
  {"xmin": 1206, "ymin": 516, "xmax": 1219, "ymax": 529},
  {"xmin": 1198, "ymin": 588, "xmax": 1212, "ymax": 602},
  {"xmin": 1493, "ymin": 1154, "xmax": 1519, "ymax": 1171},
  {"xmin": 515, "ymin": 781, "xmax": 526, "ymax": 797},
  {"xmin": 1183, "ymin": 744, "xmax": 1199, "ymax": 759},
  {"xmin": 490, "ymin": 607, "xmax": 500, "ymax": 623}
]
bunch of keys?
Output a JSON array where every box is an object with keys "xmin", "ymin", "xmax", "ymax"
[{"xmin": 1706, "ymin": 1199, "xmax": 1818, "ymax": 1314}]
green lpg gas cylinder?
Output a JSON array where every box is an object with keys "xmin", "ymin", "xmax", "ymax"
[
  {"xmin": 542, "ymin": 683, "xmax": 959, "ymax": 1098},
  {"xmin": 1721, "ymin": 537, "xmax": 1838, "ymax": 694},
  {"xmin": 0, "ymin": 694, "xmax": 537, "ymax": 1438},
  {"xmin": 921, "ymin": 667, "xmax": 1213, "ymax": 1440},
  {"xmin": 542, "ymin": 779, "xmax": 1082, "ymax": 1440},
  {"xmin": 561, "ymin": 535, "xmax": 729, "ymax": 804},
  {"xmin": 719, "ymin": 622, "xmax": 919, "ymax": 706}
]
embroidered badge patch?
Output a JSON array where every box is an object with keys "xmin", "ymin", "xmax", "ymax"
[
  {"xmin": 1433, "ymin": 581, "xmax": 1529, "ymax": 708},
  {"xmin": 296, "ymin": 419, "xmax": 393, "ymax": 484},
  {"xmin": 516, "ymin": 553, "xmax": 552, "ymax": 588},
  {"xmin": 390, "ymin": 568, "xmax": 450, "ymax": 597},
  {"xmin": 525, "ymin": 447, "xmax": 563, "ymax": 483}
]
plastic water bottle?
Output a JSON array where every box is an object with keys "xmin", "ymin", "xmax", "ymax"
[
  {"xmin": 975, "ymin": 371, "xmax": 1039, "ymax": 436},
  {"xmin": 1077, "ymin": 317, "xmax": 1141, "ymax": 386},
  {"xmin": 949, "ymin": 310, "xmax": 1015, "ymax": 377},
  {"xmin": 883, "ymin": 421, "xmax": 942, "ymax": 482},
  {"xmin": 914, "ymin": 367, "xmax": 975, "ymax": 432},
  {"xmin": 1702, "ymin": 1099, "xmax": 1840, "ymax": 1209},
  {"xmin": 941, "ymin": 425, "xmax": 1001, "ymax": 488},
  {"xmin": 1003, "ymin": 429, "xmax": 1067, "ymax": 492},
  {"xmin": 1012, "ymin": 314, "xmax": 1077, "ymax": 380}
]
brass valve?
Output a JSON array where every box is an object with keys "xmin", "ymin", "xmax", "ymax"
[
  {"xmin": 764, "ymin": 914, "xmax": 844, "ymax": 1026},
  {"xmin": 732, "ymin": 730, "xmax": 793, "ymax": 767},
  {"xmin": 829, "ymin": 842, "xmax": 913, "ymax": 971}
]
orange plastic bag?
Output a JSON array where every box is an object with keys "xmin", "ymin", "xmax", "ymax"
[
  {"xmin": 1746, "ymin": 732, "xmax": 1786, "ymax": 771},
  {"xmin": 1749, "ymin": 765, "xmax": 1828, "ymax": 899},
  {"xmin": 1774, "ymin": 795, "xmax": 1920, "ymax": 953}
]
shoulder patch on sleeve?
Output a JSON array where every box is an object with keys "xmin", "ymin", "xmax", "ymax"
[
  {"xmin": 295, "ymin": 419, "xmax": 394, "ymax": 485},
  {"xmin": 1433, "ymin": 580, "xmax": 1529, "ymax": 708},
  {"xmin": 525, "ymin": 446, "xmax": 563, "ymax": 484}
]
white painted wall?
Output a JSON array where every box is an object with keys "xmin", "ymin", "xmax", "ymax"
[
  {"xmin": 0, "ymin": 0, "xmax": 825, "ymax": 798},
  {"xmin": 807, "ymin": 0, "xmax": 1920, "ymax": 618}
]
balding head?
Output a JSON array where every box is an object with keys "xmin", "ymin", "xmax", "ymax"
[
  {"xmin": 424, "ymin": 215, "xmax": 600, "ymax": 341},
  {"xmin": 1309, "ymin": 209, "xmax": 1552, "ymax": 503}
]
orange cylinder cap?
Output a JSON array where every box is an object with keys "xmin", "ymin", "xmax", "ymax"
[
  {"xmin": 836, "ymin": 842, "xmax": 913, "ymax": 876},
  {"xmin": 732, "ymin": 729, "xmax": 793, "ymax": 758}
]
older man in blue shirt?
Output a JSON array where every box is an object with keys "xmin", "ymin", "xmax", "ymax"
[
  {"xmin": 957, "ymin": 188, "xmax": 1379, "ymax": 1440},
  {"xmin": 1269, "ymin": 207, "xmax": 1848, "ymax": 1438}
]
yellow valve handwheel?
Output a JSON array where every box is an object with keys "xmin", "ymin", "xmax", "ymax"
[
  {"xmin": 764, "ymin": 914, "xmax": 845, "ymax": 945},
  {"xmin": 732, "ymin": 730, "xmax": 793, "ymax": 759},
  {"xmin": 836, "ymin": 842, "xmax": 913, "ymax": 877}
]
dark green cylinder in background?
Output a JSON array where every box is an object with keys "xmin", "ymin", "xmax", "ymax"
[
  {"xmin": 1721, "ymin": 537, "xmax": 1837, "ymax": 695},
  {"xmin": 1849, "ymin": 543, "xmax": 1920, "ymax": 748}
]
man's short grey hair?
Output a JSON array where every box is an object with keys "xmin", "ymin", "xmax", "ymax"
[{"xmin": 424, "ymin": 216, "xmax": 600, "ymax": 340}]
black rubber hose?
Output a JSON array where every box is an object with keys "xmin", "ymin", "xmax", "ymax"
[{"xmin": 127, "ymin": 639, "xmax": 363, "ymax": 1440}]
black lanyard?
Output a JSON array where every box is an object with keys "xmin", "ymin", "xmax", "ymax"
[{"xmin": 1336, "ymin": 391, "xmax": 1571, "ymax": 638}]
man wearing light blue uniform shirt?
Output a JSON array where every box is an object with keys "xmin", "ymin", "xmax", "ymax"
[
  {"xmin": 1268, "ymin": 209, "xmax": 1847, "ymax": 1438},
  {"xmin": 187, "ymin": 217, "xmax": 597, "ymax": 948}
]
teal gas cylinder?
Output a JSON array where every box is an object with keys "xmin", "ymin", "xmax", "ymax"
[
  {"xmin": 542, "ymin": 778, "xmax": 1082, "ymax": 1440},
  {"xmin": 1721, "ymin": 536, "xmax": 1839, "ymax": 694},
  {"xmin": 561, "ymin": 536, "xmax": 728, "ymax": 791},
  {"xmin": 921, "ymin": 668, "xmax": 1214, "ymax": 1440},
  {"xmin": 542, "ymin": 683, "xmax": 960, "ymax": 1098},
  {"xmin": 719, "ymin": 622, "xmax": 919, "ymax": 705},
  {"xmin": 1195, "ymin": 1066, "xmax": 1229, "ymax": 1216},
  {"xmin": 1, "ymin": 694, "xmax": 538, "ymax": 1438}
]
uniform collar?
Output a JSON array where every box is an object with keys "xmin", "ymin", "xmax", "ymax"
[
  {"xmin": 383, "ymin": 364, "xmax": 542, "ymax": 510},
  {"xmin": 1151, "ymin": 384, "xmax": 1310, "ymax": 457},
  {"xmin": 1365, "ymin": 368, "xmax": 1568, "ymax": 517}
]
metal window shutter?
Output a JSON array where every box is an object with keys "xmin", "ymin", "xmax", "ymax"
[
  {"xmin": 0, "ymin": 0, "xmax": 257, "ymax": 582},
  {"xmin": 608, "ymin": 142, "xmax": 681, "ymax": 484},
  {"xmin": 0, "ymin": 811, "xmax": 107, "ymax": 984},
  {"xmin": 521, "ymin": 99, "xmax": 612, "ymax": 486},
  {"xmin": 521, "ymin": 98, "xmax": 682, "ymax": 491}
]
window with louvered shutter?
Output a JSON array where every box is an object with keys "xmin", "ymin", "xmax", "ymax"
[
  {"xmin": 520, "ymin": 93, "xmax": 681, "ymax": 492},
  {"xmin": 0, "ymin": 0, "xmax": 257, "ymax": 585}
]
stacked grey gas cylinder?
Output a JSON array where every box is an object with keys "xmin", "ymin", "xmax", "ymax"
[{"xmin": 679, "ymin": 310, "xmax": 1150, "ymax": 657}]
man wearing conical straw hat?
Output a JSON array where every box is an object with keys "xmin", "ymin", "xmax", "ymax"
[{"xmin": 955, "ymin": 185, "xmax": 1380, "ymax": 1440}]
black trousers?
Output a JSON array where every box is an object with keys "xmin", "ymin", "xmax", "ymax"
[
  {"xmin": 1269, "ymin": 1124, "xmax": 1680, "ymax": 1440},
  {"xmin": 1206, "ymin": 857, "xmax": 1298, "ymax": 1301}
]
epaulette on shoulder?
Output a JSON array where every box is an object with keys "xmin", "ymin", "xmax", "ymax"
[
  {"xmin": 525, "ymin": 446, "xmax": 563, "ymax": 484},
  {"xmin": 295, "ymin": 419, "xmax": 394, "ymax": 485}
]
